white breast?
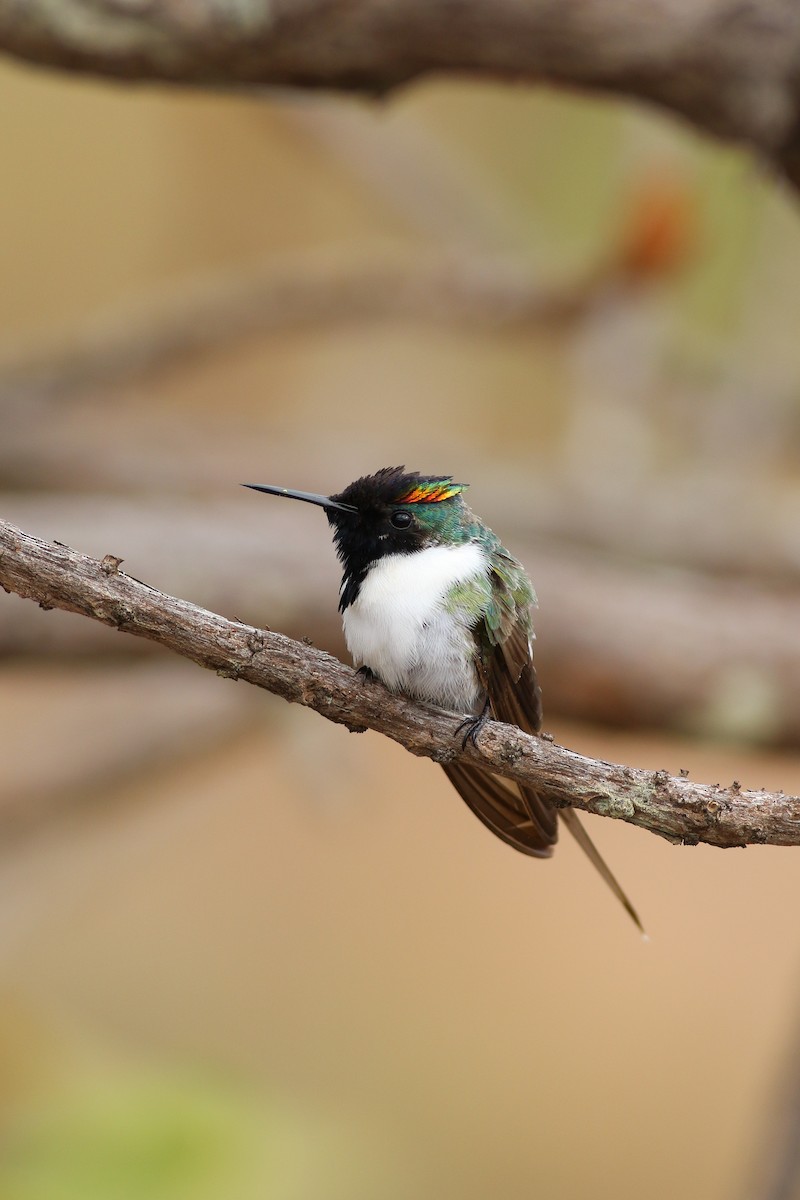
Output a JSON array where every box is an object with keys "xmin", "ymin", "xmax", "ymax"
[{"xmin": 342, "ymin": 542, "xmax": 488, "ymax": 712}]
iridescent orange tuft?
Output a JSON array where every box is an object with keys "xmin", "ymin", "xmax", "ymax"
[{"xmin": 393, "ymin": 480, "xmax": 466, "ymax": 505}]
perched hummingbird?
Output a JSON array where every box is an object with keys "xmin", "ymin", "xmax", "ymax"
[{"xmin": 246, "ymin": 466, "xmax": 641, "ymax": 930}]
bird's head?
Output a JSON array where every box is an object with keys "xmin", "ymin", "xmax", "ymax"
[{"xmin": 245, "ymin": 466, "xmax": 471, "ymax": 594}]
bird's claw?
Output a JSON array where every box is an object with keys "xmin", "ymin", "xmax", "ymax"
[{"xmin": 455, "ymin": 700, "xmax": 492, "ymax": 750}]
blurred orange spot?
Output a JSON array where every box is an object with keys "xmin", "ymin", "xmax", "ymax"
[{"xmin": 618, "ymin": 173, "xmax": 698, "ymax": 280}]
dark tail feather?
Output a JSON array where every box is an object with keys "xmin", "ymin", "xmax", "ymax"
[
  {"xmin": 559, "ymin": 808, "xmax": 645, "ymax": 934},
  {"xmin": 442, "ymin": 763, "xmax": 555, "ymax": 858}
]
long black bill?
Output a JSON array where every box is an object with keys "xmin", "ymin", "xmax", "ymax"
[{"xmin": 243, "ymin": 483, "xmax": 357, "ymax": 514}]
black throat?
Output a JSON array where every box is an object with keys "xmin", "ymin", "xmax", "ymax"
[
  {"xmin": 327, "ymin": 511, "xmax": 426, "ymax": 612},
  {"xmin": 325, "ymin": 467, "xmax": 437, "ymax": 612}
]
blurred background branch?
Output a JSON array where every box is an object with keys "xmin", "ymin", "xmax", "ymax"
[
  {"xmin": 4, "ymin": 499, "xmax": 800, "ymax": 744},
  {"xmin": 3, "ymin": 0, "xmax": 800, "ymax": 188},
  {"xmin": 0, "ymin": 248, "xmax": 601, "ymax": 406},
  {"xmin": 745, "ymin": 1003, "xmax": 800, "ymax": 1200}
]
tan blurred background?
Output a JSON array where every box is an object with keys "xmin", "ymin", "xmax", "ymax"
[{"xmin": 2, "ymin": 56, "xmax": 800, "ymax": 1200}]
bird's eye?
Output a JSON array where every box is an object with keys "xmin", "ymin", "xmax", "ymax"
[{"xmin": 390, "ymin": 510, "xmax": 413, "ymax": 529}]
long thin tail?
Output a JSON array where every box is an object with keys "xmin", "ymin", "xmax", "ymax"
[{"xmin": 559, "ymin": 808, "xmax": 645, "ymax": 934}]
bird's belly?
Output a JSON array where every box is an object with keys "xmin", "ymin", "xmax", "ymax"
[
  {"xmin": 342, "ymin": 545, "xmax": 487, "ymax": 713},
  {"xmin": 347, "ymin": 606, "xmax": 483, "ymax": 712}
]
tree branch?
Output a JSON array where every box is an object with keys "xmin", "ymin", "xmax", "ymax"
[
  {"xmin": 1, "ymin": 1, "xmax": 800, "ymax": 184},
  {"xmin": 2, "ymin": 516, "xmax": 799, "ymax": 849}
]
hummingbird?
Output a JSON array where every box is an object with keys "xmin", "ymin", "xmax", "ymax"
[{"xmin": 245, "ymin": 466, "xmax": 642, "ymax": 930}]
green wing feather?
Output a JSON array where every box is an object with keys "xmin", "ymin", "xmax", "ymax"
[
  {"xmin": 443, "ymin": 546, "xmax": 556, "ymax": 856},
  {"xmin": 443, "ymin": 544, "xmax": 644, "ymax": 931}
]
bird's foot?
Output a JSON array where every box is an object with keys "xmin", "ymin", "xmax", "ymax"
[
  {"xmin": 355, "ymin": 665, "xmax": 377, "ymax": 683},
  {"xmin": 454, "ymin": 698, "xmax": 492, "ymax": 750}
]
